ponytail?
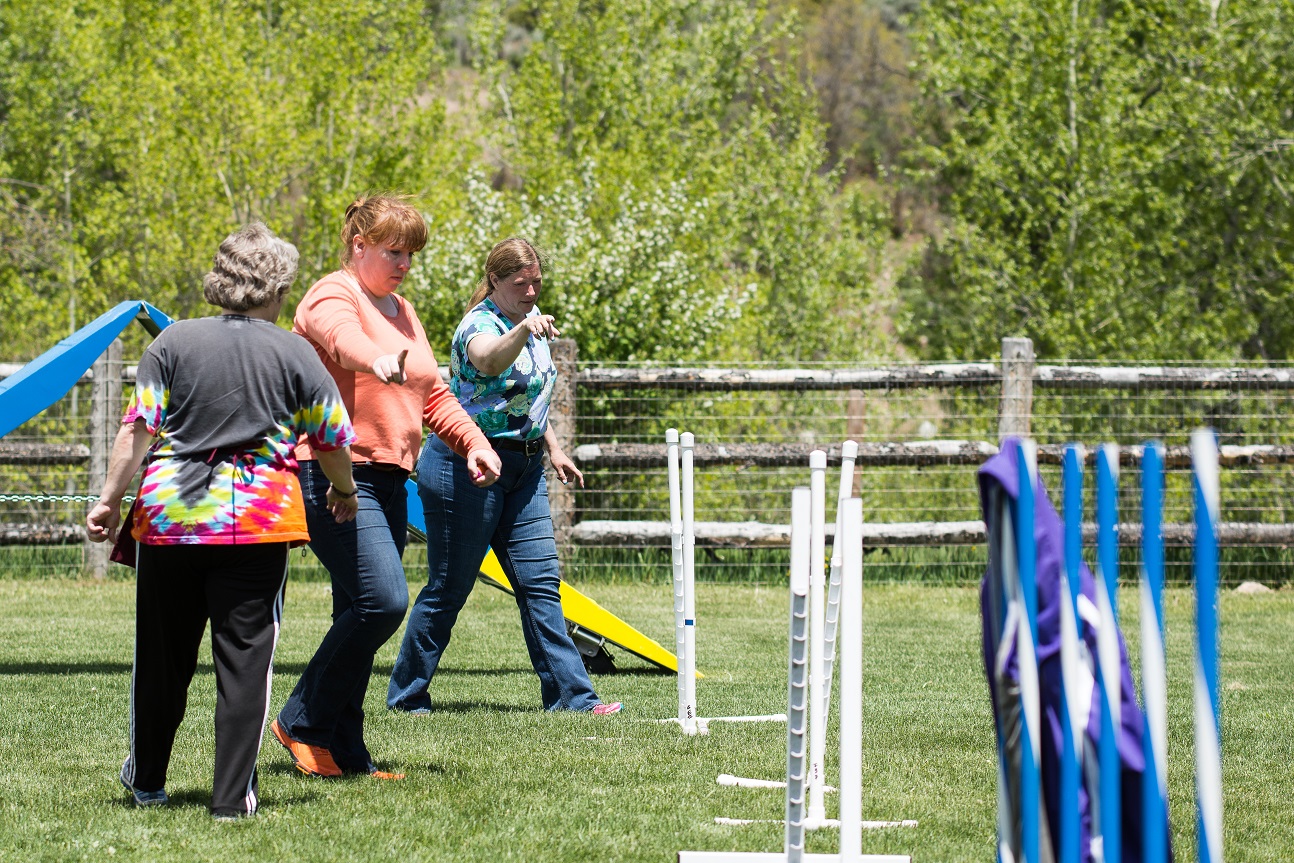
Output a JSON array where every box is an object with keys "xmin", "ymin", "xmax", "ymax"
[{"xmin": 467, "ymin": 238, "xmax": 543, "ymax": 313}]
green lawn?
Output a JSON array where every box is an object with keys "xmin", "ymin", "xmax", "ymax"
[{"xmin": 0, "ymin": 575, "xmax": 1291, "ymax": 862}]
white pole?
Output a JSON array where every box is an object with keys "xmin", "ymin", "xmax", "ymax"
[
  {"xmin": 667, "ymin": 428, "xmax": 686, "ymax": 726},
  {"xmin": 785, "ymin": 487, "xmax": 812, "ymax": 863},
  {"xmin": 681, "ymin": 431, "xmax": 699, "ymax": 736},
  {"xmin": 807, "ymin": 449, "xmax": 828, "ymax": 828},
  {"xmin": 822, "ymin": 440, "xmax": 859, "ymax": 723},
  {"xmin": 838, "ymin": 497, "xmax": 864, "ymax": 862}
]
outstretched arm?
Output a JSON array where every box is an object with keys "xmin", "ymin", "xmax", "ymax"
[{"xmin": 466, "ymin": 315, "xmax": 559, "ymax": 377}]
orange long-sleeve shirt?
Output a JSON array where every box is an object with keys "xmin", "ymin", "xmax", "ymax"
[{"xmin": 293, "ymin": 271, "xmax": 488, "ymax": 470}]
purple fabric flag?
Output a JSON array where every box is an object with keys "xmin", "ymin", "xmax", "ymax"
[{"xmin": 979, "ymin": 438, "xmax": 1165, "ymax": 863}]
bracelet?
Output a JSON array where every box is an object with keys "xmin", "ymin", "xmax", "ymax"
[{"xmin": 330, "ymin": 484, "xmax": 359, "ymax": 499}]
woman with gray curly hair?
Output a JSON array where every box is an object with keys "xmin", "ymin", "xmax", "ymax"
[{"xmin": 86, "ymin": 222, "xmax": 361, "ymax": 820}]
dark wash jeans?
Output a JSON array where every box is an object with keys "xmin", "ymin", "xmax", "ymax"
[
  {"xmin": 277, "ymin": 461, "xmax": 409, "ymax": 771},
  {"xmin": 387, "ymin": 435, "xmax": 599, "ymax": 712}
]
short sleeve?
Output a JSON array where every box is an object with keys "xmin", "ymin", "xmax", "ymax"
[
  {"xmin": 122, "ymin": 340, "xmax": 169, "ymax": 434},
  {"xmin": 291, "ymin": 350, "xmax": 357, "ymax": 451},
  {"xmin": 458, "ymin": 309, "xmax": 506, "ymax": 349},
  {"xmin": 294, "ymin": 394, "xmax": 355, "ymax": 451},
  {"xmin": 452, "ymin": 307, "xmax": 507, "ymax": 385}
]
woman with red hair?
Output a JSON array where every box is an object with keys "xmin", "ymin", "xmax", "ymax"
[{"xmin": 272, "ymin": 196, "xmax": 501, "ymax": 780}]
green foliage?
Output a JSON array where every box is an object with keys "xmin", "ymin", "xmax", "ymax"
[
  {"xmin": 0, "ymin": 0, "xmax": 466, "ymax": 356},
  {"xmin": 1, "ymin": 0, "xmax": 886, "ymax": 364},
  {"xmin": 799, "ymin": 0, "xmax": 917, "ymax": 181},
  {"xmin": 906, "ymin": 0, "xmax": 1294, "ymax": 360},
  {"xmin": 408, "ymin": 0, "xmax": 886, "ymax": 362},
  {"xmin": 4, "ymin": 579, "xmax": 1294, "ymax": 860}
]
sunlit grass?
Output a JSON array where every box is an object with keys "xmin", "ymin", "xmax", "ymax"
[{"xmin": 0, "ymin": 576, "xmax": 1290, "ymax": 861}]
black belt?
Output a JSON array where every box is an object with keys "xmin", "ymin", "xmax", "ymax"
[
  {"xmin": 355, "ymin": 461, "xmax": 409, "ymax": 475},
  {"xmin": 490, "ymin": 437, "xmax": 544, "ymax": 457}
]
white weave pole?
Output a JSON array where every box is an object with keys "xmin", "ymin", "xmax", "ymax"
[
  {"xmin": 667, "ymin": 428, "xmax": 687, "ymax": 726},
  {"xmin": 785, "ymin": 487, "xmax": 813, "ymax": 863},
  {"xmin": 821, "ymin": 440, "xmax": 859, "ymax": 724},
  {"xmin": 681, "ymin": 431, "xmax": 699, "ymax": 736},
  {"xmin": 807, "ymin": 450, "xmax": 829, "ymax": 829},
  {"xmin": 682, "ymin": 489, "xmax": 913, "ymax": 861},
  {"xmin": 838, "ymin": 497, "xmax": 865, "ymax": 862}
]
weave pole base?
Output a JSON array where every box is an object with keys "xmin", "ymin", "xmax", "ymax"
[
  {"xmin": 712, "ymin": 818, "xmax": 917, "ymax": 829},
  {"xmin": 656, "ymin": 715, "xmax": 788, "ymax": 735},
  {"xmin": 678, "ymin": 852, "xmax": 910, "ymax": 862},
  {"xmin": 717, "ymin": 774, "xmax": 837, "ymax": 792}
]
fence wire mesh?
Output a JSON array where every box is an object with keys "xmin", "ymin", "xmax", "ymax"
[
  {"xmin": 4, "ymin": 355, "xmax": 1294, "ymax": 585},
  {"xmin": 567, "ymin": 360, "xmax": 1294, "ymax": 586}
]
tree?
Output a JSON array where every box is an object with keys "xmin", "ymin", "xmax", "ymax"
[
  {"xmin": 905, "ymin": 0, "xmax": 1294, "ymax": 360},
  {"xmin": 0, "ymin": 0, "xmax": 467, "ymax": 355},
  {"xmin": 407, "ymin": 0, "xmax": 889, "ymax": 362}
]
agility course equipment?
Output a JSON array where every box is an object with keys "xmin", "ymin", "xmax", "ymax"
[
  {"xmin": 403, "ymin": 487, "xmax": 678, "ymax": 673},
  {"xmin": 663, "ymin": 433, "xmax": 863, "ymax": 745},
  {"xmin": 697, "ymin": 442, "xmax": 913, "ymax": 840},
  {"xmin": 994, "ymin": 431, "xmax": 1223, "ymax": 863},
  {"xmin": 820, "ymin": 441, "xmax": 859, "ymax": 736},
  {"xmin": 679, "ymin": 492, "xmax": 910, "ymax": 863},
  {"xmin": 665, "ymin": 428, "xmax": 785, "ymax": 733},
  {"xmin": 0, "ymin": 300, "xmax": 173, "ymax": 439}
]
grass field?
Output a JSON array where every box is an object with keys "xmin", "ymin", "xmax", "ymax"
[{"xmin": 1, "ymin": 573, "xmax": 1292, "ymax": 862}]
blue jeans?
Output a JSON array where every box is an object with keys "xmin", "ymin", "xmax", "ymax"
[
  {"xmin": 277, "ymin": 462, "xmax": 409, "ymax": 771},
  {"xmin": 387, "ymin": 435, "xmax": 599, "ymax": 712}
]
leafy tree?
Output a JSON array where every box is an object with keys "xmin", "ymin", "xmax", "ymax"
[
  {"xmin": 796, "ymin": 0, "xmax": 917, "ymax": 183},
  {"xmin": 0, "ymin": 0, "xmax": 465, "ymax": 356},
  {"xmin": 2, "ymin": 0, "xmax": 890, "ymax": 364},
  {"xmin": 905, "ymin": 0, "xmax": 1294, "ymax": 360},
  {"xmin": 408, "ymin": 0, "xmax": 888, "ymax": 362}
]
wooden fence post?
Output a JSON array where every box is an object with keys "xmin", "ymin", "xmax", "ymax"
[
  {"xmin": 998, "ymin": 337, "xmax": 1034, "ymax": 440},
  {"xmin": 85, "ymin": 338, "xmax": 123, "ymax": 578},
  {"xmin": 548, "ymin": 338, "xmax": 578, "ymax": 562}
]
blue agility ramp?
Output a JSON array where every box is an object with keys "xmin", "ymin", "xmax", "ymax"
[{"xmin": 0, "ymin": 301, "xmax": 174, "ymax": 439}]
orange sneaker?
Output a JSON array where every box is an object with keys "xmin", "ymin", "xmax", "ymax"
[
  {"xmin": 270, "ymin": 719, "xmax": 342, "ymax": 778},
  {"xmin": 367, "ymin": 768, "xmax": 406, "ymax": 781}
]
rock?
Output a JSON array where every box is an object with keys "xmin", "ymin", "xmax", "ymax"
[{"xmin": 1233, "ymin": 581, "xmax": 1273, "ymax": 595}]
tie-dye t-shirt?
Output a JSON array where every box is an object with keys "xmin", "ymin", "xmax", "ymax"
[
  {"xmin": 449, "ymin": 297, "xmax": 557, "ymax": 441},
  {"xmin": 123, "ymin": 315, "xmax": 355, "ymax": 546}
]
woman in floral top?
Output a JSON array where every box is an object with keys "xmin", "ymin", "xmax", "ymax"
[
  {"xmin": 388, "ymin": 238, "xmax": 621, "ymax": 715},
  {"xmin": 85, "ymin": 224, "xmax": 359, "ymax": 820}
]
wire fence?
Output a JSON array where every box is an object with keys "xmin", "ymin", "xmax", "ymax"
[
  {"xmin": 5, "ymin": 348, "xmax": 1294, "ymax": 585},
  {"xmin": 566, "ymin": 359, "xmax": 1294, "ymax": 586}
]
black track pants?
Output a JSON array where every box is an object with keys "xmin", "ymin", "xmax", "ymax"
[{"xmin": 121, "ymin": 542, "xmax": 288, "ymax": 816}]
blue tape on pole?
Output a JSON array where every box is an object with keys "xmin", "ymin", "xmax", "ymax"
[
  {"xmin": 1059, "ymin": 445, "xmax": 1083, "ymax": 863},
  {"xmin": 1015, "ymin": 443, "xmax": 1040, "ymax": 863},
  {"xmin": 1192, "ymin": 430, "xmax": 1222, "ymax": 863},
  {"xmin": 0, "ymin": 301, "xmax": 174, "ymax": 440},
  {"xmin": 1096, "ymin": 447, "xmax": 1121, "ymax": 863},
  {"xmin": 1141, "ymin": 443, "xmax": 1168, "ymax": 863}
]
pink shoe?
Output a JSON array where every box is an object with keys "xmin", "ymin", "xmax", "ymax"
[{"xmin": 591, "ymin": 702, "xmax": 623, "ymax": 716}]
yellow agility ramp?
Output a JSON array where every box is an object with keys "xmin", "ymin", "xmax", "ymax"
[
  {"xmin": 405, "ymin": 478, "xmax": 684, "ymax": 674},
  {"xmin": 474, "ymin": 550, "xmax": 684, "ymax": 673}
]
